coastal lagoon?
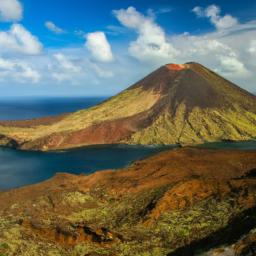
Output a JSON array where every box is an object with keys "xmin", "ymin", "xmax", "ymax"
[
  {"xmin": 0, "ymin": 97, "xmax": 255, "ymax": 190},
  {"xmin": 0, "ymin": 144, "xmax": 177, "ymax": 190},
  {"xmin": 0, "ymin": 97, "xmax": 176, "ymax": 189}
]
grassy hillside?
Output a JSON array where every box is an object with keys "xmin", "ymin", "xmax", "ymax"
[
  {"xmin": 0, "ymin": 62, "xmax": 255, "ymax": 150},
  {"xmin": 0, "ymin": 86, "xmax": 160, "ymax": 148},
  {"xmin": 1, "ymin": 148, "xmax": 256, "ymax": 255}
]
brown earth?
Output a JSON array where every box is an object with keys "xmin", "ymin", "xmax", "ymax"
[
  {"xmin": 0, "ymin": 62, "xmax": 255, "ymax": 151},
  {"xmin": 1, "ymin": 148, "xmax": 256, "ymax": 255},
  {"xmin": 0, "ymin": 113, "xmax": 67, "ymax": 128}
]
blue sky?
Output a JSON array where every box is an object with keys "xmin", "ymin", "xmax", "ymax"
[{"xmin": 0, "ymin": 0, "xmax": 255, "ymax": 96}]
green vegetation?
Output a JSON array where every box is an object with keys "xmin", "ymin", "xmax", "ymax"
[
  {"xmin": 0, "ymin": 62, "xmax": 255, "ymax": 150},
  {"xmin": 0, "ymin": 86, "xmax": 159, "ymax": 143},
  {"xmin": 126, "ymin": 107, "xmax": 256, "ymax": 145},
  {"xmin": 0, "ymin": 181, "xmax": 255, "ymax": 256},
  {"xmin": 64, "ymin": 190, "xmax": 251, "ymax": 255}
]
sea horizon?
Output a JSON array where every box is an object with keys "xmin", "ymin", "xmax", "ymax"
[{"xmin": 0, "ymin": 96, "xmax": 108, "ymax": 120}]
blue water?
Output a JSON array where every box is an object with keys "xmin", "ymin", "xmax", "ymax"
[
  {"xmin": 0, "ymin": 145, "xmax": 176, "ymax": 190},
  {"xmin": 0, "ymin": 97, "xmax": 255, "ymax": 190},
  {"xmin": 0, "ymin": 97, "xmax": 106, "ymax": 120},
  {"xmin": 0, "ymin": 97, "xmax": 177, "ymax": 190}
]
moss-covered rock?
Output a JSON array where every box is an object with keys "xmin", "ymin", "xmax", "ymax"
[{"xmin": 1, "ymin": 148, "xmax": 256, "ymax": 255}]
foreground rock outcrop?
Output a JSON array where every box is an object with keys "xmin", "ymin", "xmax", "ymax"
[
  {"xmin": 0, "ymin": 62, "xmax": 255, "ymax": 151},
  {"xmin": 1, "ymin": 148, "xmax": 256, "ymax": 255}
]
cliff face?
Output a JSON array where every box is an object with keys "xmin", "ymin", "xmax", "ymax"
[
  {"xmin": 1, "ymin": 148, "xmax": 256, "ymax": 255},
  {"xmin": 0, "ymin": 62, "xmax": 256, "ymax": 151}
]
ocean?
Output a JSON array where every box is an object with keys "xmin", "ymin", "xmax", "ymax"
[
  {"xmin": 0, "ymin": 97, "xmax": 175, "ymax": 190},
  {"xmin": 0, "ymin": 97, "xmax": 255, "ymax": 190}
]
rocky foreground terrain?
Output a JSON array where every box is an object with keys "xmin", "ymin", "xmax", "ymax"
[
  {"xmin": 0, "ymin": 62, "xmax": 255, "ymax": 151},
  {"xmin": 1, "ymin": 147, "xmax": 256, "ymax": 255}
]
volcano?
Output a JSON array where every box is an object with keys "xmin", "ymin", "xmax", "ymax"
[{"xmin": 0, "ymin": 62, "xmax": 256, "ymax": 150}]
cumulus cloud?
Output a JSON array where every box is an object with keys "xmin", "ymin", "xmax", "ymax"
[
  {"xmin": 0, "ymin": 24, "xmax": 43, "ymax": 54},
  {"xmin": 113, "ymin": 7, "xmax": 178, "ymax": 64},
  {"xmin": 248, "ymin": 40, "xmax": 256, "ymax": 54},
  {"xmin": 85, "ymin": 32, "xmax": 114, "ymax": 62},
  {"xmin": 53, "ymin": 53, "xmax": 81, "ymax": 72},
  {"xmin": 0, "ymin": 0, "xmax": 22, "ymax": 22},
  {"xmin": 0, "ymin": 3, "xmax": 255, "ymax": 94},
  {"xmin": 192, "ymin": 5, "xmax": 238, "ymax": 30},
  {"xmin": 45, "ymin": 21, "xmax": 65, "ymax": 34},
  {"xmin": 217, "ymin": 56, "xmax": 249, "ymax": 78},
  {"xmin": 51, "ymin": 53, "xmax": 82, "ymax": 82},
  {"xmin": 172, "ymin": 35, "xmax": 231, "ymax": 56},
  {"xmin": 0, "ymin": 57, "xmax": 40, "ymax": 83},
  {"xmin": 111, "ymin": 6, "xmax": 254, "ymax": 90},
  {"xmin": 170, "ymin": 32, "xmax": 251, "ymax": 80}
]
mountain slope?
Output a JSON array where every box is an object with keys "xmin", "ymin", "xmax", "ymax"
[
  {"xmin": 1, "ymin": 148, "xmax": 256, "ymax": 255},
  {"xmin": 0, "ymin": 62, "xmax": 256, "ymax": 150}
]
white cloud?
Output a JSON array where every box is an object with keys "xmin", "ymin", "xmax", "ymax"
[
  {"xmin": 0, "ymin": 4, "xmax": 255, "ymax": 94},
  {"xmin": 248, "ymin": 40, "xmax": 256, "ymax": 54},
  {"xmin": 51, "ymin": 53, "xmax": 82, "ymax": 82},
  {"xmin": 172, "ymin": 35, "xmax": 233, "ymax": 56},
  {"xmin": 0, "ymin": 24, "xmax": 43, "ymax": 54},
  {"xmin": 170, "ymin": 32, "xmax": 251, "ymax": 80},
  {"xmin": 90, "ymin": 63, "xmax": 113, "ymax": 78},
  {"xmin": 192, "ymin": 5, "xmax": 238, "ymax": 30},
  {"xmin": 53, "ymin": 53, "xmax": 81, "ymax": 72},
  {"xmin": 51, "ymin": 72, "xmax": 70, "ymax": 82},
  {"xmin": 45, "ymin": 21, "xmax": 65, "ymax": 34},
  {"xmin": 113, "ymin": 7, "xmax": 178, "ymax": 64},
  {"xmin": 0, "ymin": 0, "xmax": 22, "ymax": 22},
  {"xmin": 85, "ymin": 31, "xmax": 114, "ymax": 62},
  {"xmin": 0, "ymin": 57, "xmax": 40, "ymax": 83},
  {"xmin": 191, "ymin": 6, "xmax": 204, "ymax": 17},
  {"xmin": 217, "ymin": 56, "xmax": 249, "ymax": 78},
  {"xmin": 111, "ymin": 6, "xmax": 254, "ymax": 90}
]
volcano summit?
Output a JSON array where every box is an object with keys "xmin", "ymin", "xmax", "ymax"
[{"xmin": 0, "ymin": 62, "xmax": 255, "ymax": 151}]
